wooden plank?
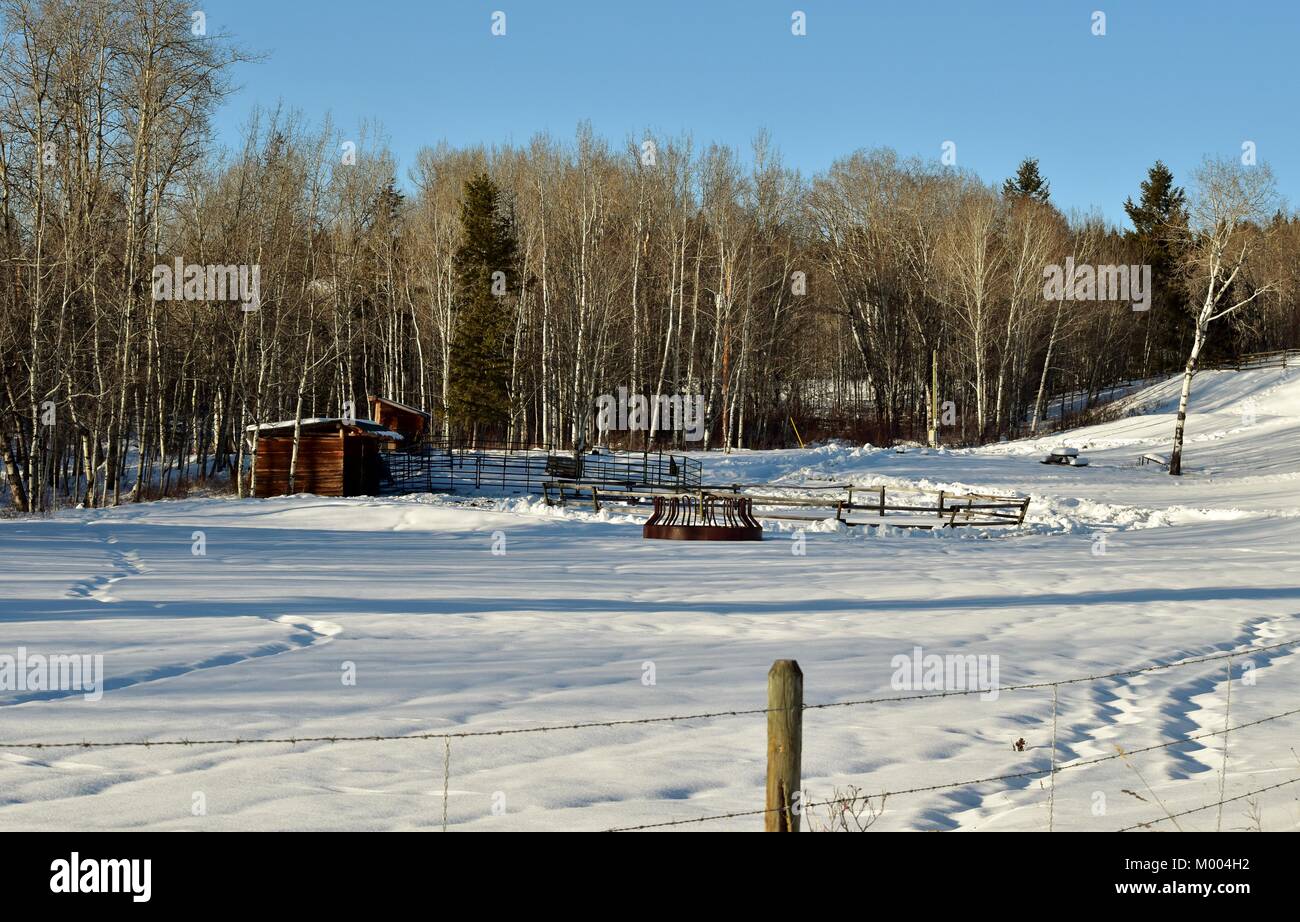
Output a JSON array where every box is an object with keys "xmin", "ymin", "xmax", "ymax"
[
  {"xmin": 255, "ymin": 472, "xmax": 344, "ymax": 483},
  {"xmin": 255, "ymin": 450, "xmax": 343, "ymax": 460},
  {"xmin": 255, "ymin": 459, "xmax": 344, "ymax": 469},
  {"xmin": 255, "ymin": 461, "xmax": 344, "ymax": 471}
]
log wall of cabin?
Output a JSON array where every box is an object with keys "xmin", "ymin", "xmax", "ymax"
[{"xmin": 253, "ymin": 433, "xmax": 346, "ymax": 497}]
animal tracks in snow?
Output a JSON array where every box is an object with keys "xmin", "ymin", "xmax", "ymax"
[
  {"xmin": 0, "ymin": 613, "xmax": 341, "ymax": 708},
  {"xmin": 933, "ymin": 616, "xmax": 1299, "ymax": 830},
  {"xmin": 67, "ymin": 536, "xmax": 147, "ymax": 603},
  {"xmin": 19, "ymin": 525, "xmax": 343, "ymax": 705}
]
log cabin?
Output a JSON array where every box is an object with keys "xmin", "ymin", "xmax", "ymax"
[
  {"xmin": 367, "ymin": 395, "xmax": 432, "ymax": 449},
  {"xmin": 247, "ymin": 418, "xmax": 403, "ymax": 498}
]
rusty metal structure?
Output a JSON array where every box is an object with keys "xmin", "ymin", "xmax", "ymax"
[{"xmin": 642, "ymin": 493, "xmax": 763, "ymax": 541}]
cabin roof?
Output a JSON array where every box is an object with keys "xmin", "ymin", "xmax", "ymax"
[
  {"xmin": 367, "ymin": 395, "xmax": 432, "ymax": 419},
  {"xmin": 246, "ymin": 417, "xmax": 404, "ymax": 440}
]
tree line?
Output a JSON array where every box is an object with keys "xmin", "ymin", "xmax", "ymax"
[{"xmin": 3, "ymin": 0, "xmax": 1298, "ymax": 511}]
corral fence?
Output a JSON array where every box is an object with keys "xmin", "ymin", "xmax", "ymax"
[
  {"xmin": 380, "ymin": 439, "xmax": 702, "ymax": 496},
  {"xmin": 1203, "ymin": 348, "xmax": 1300, "ymax": 372},
  {"xmin": 6, "ymin": 635, "xmax": 1294, "ymax": 832},
  {"xmin": 1024, "ymin": 349, "xmax": 1299, "ymax": 436},
  {"xmin": 546, "ymin": 481, "xmax": 1030, "ymax": 529}
]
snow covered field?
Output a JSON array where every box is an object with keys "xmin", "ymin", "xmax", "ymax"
[{"xmin": 2, "ymin": 368, "xmax": 1299, "ymax": 831}]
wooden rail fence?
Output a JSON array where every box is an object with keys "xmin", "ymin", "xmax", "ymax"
[
  {"xmin": 1202, "ymin": 348, "xmax": 1300, "ymax": 372},
  {"xmin": 545, "ymin": 482, "xmax": 1030, "ymax": 529}
]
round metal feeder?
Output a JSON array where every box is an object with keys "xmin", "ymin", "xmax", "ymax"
[{"xmin": 643, "ymin": 494, "xmax": 763, "ymax": 541}]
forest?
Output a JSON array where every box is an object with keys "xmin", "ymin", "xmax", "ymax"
[{"xmin": 3, "ymin": 0, "xmax": 1299, "ymax": 511}]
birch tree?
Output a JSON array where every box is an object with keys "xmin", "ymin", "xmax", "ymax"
[{"xmin": 1168, "ymin": 159, "xmax": 1278, "ymax": 475}]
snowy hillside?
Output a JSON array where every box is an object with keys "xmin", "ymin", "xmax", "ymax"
[
  {"xmin": 701, "ymin": 366, "xmax": 1300, "ymax": 524},
  {"xmin": 2, "ymin": 368, "xmax": 1298, "ymax": 831}
]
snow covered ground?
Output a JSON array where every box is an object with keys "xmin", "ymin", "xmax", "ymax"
[{"xmin": 2, "ymin": 368, "xmax": 1299, "ymax": 831}]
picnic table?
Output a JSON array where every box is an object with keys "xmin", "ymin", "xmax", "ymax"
[{"xmin": 1042, "ymin": 446, "xmax": 1089, "ymax": 467}]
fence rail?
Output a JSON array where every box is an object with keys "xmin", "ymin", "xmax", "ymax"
[
  {"xmin": 546, "ymin": 483, "xmax": 1030, "ymax": 528},
  {"xmin": 4, "ymin": 635, "xmax": 1295, "ymax": 832},
  {"xmin": 1202, "ymin": 348, "xmax": 1300, "ymax": 372}
]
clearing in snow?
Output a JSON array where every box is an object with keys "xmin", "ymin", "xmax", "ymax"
[{"xmin": 2, "ymin": 368, "xmax": 1299, "ymax": 831}]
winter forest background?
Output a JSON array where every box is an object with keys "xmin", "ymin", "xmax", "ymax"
[{"xmin": 3, "ymin": 0, "xmax": 1300, "ymax": 512}]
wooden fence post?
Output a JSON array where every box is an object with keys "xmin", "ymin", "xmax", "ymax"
[{"xmin": 765, "ymin": 659, "xmax": 803, "ymax": 831}]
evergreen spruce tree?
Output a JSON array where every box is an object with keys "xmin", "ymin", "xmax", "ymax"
[
  {"xmin": 1002, "ymin": 157, "xmax": 1051, "ymax": 203},
  {"xmin": 1124, "ymin": 161, "xmax": 1192, "ymax": 370},
  {"xmin": 1123, "ymin": 160, "xmax": 1188, "ymax": 240},
  {"xmin": 447, "ymin": 173, "xmax": 518, "ymax": 437}
]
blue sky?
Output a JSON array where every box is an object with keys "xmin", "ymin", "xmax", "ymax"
[{"xmin": 205, "ymin": 0, "xmax": 1299, "ymax": 224}]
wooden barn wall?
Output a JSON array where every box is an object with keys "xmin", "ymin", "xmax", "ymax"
[{"xmin": 253, "ymin": 434, "xmax": 346, "ymax": 497}]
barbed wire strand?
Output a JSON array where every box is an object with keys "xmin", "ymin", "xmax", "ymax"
[
  {"xmin": 807, "ymin": 637, "xmax": 1300, "ymax": 712},
  {"xmin": 1120, "ymin": 775, "xmax": 1300, "ymax": 832},
  {"xmin": 0, "ymin": 705, "xmax": 776, "ymax": 750},
  {"xmin": 601, "ymin": 705, "xmax": 1300, "ymax": 831},
  {"xmin": 5, "ymin": 638, "xmax": 1296, "ymax": 752}
]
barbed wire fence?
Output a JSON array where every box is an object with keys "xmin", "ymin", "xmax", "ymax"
[{"xmin": 3, "ymin": 637, "xmax": 1298, "ymax": 832}]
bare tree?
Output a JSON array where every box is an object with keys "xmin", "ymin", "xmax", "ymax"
[
  {"xmin": 1168, "ymin": 159, "xmax": 1279, "ymax": 475},
  {"xmin": 2, "ymin": 3, "xmax": 1299, "ymax": 514}
]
